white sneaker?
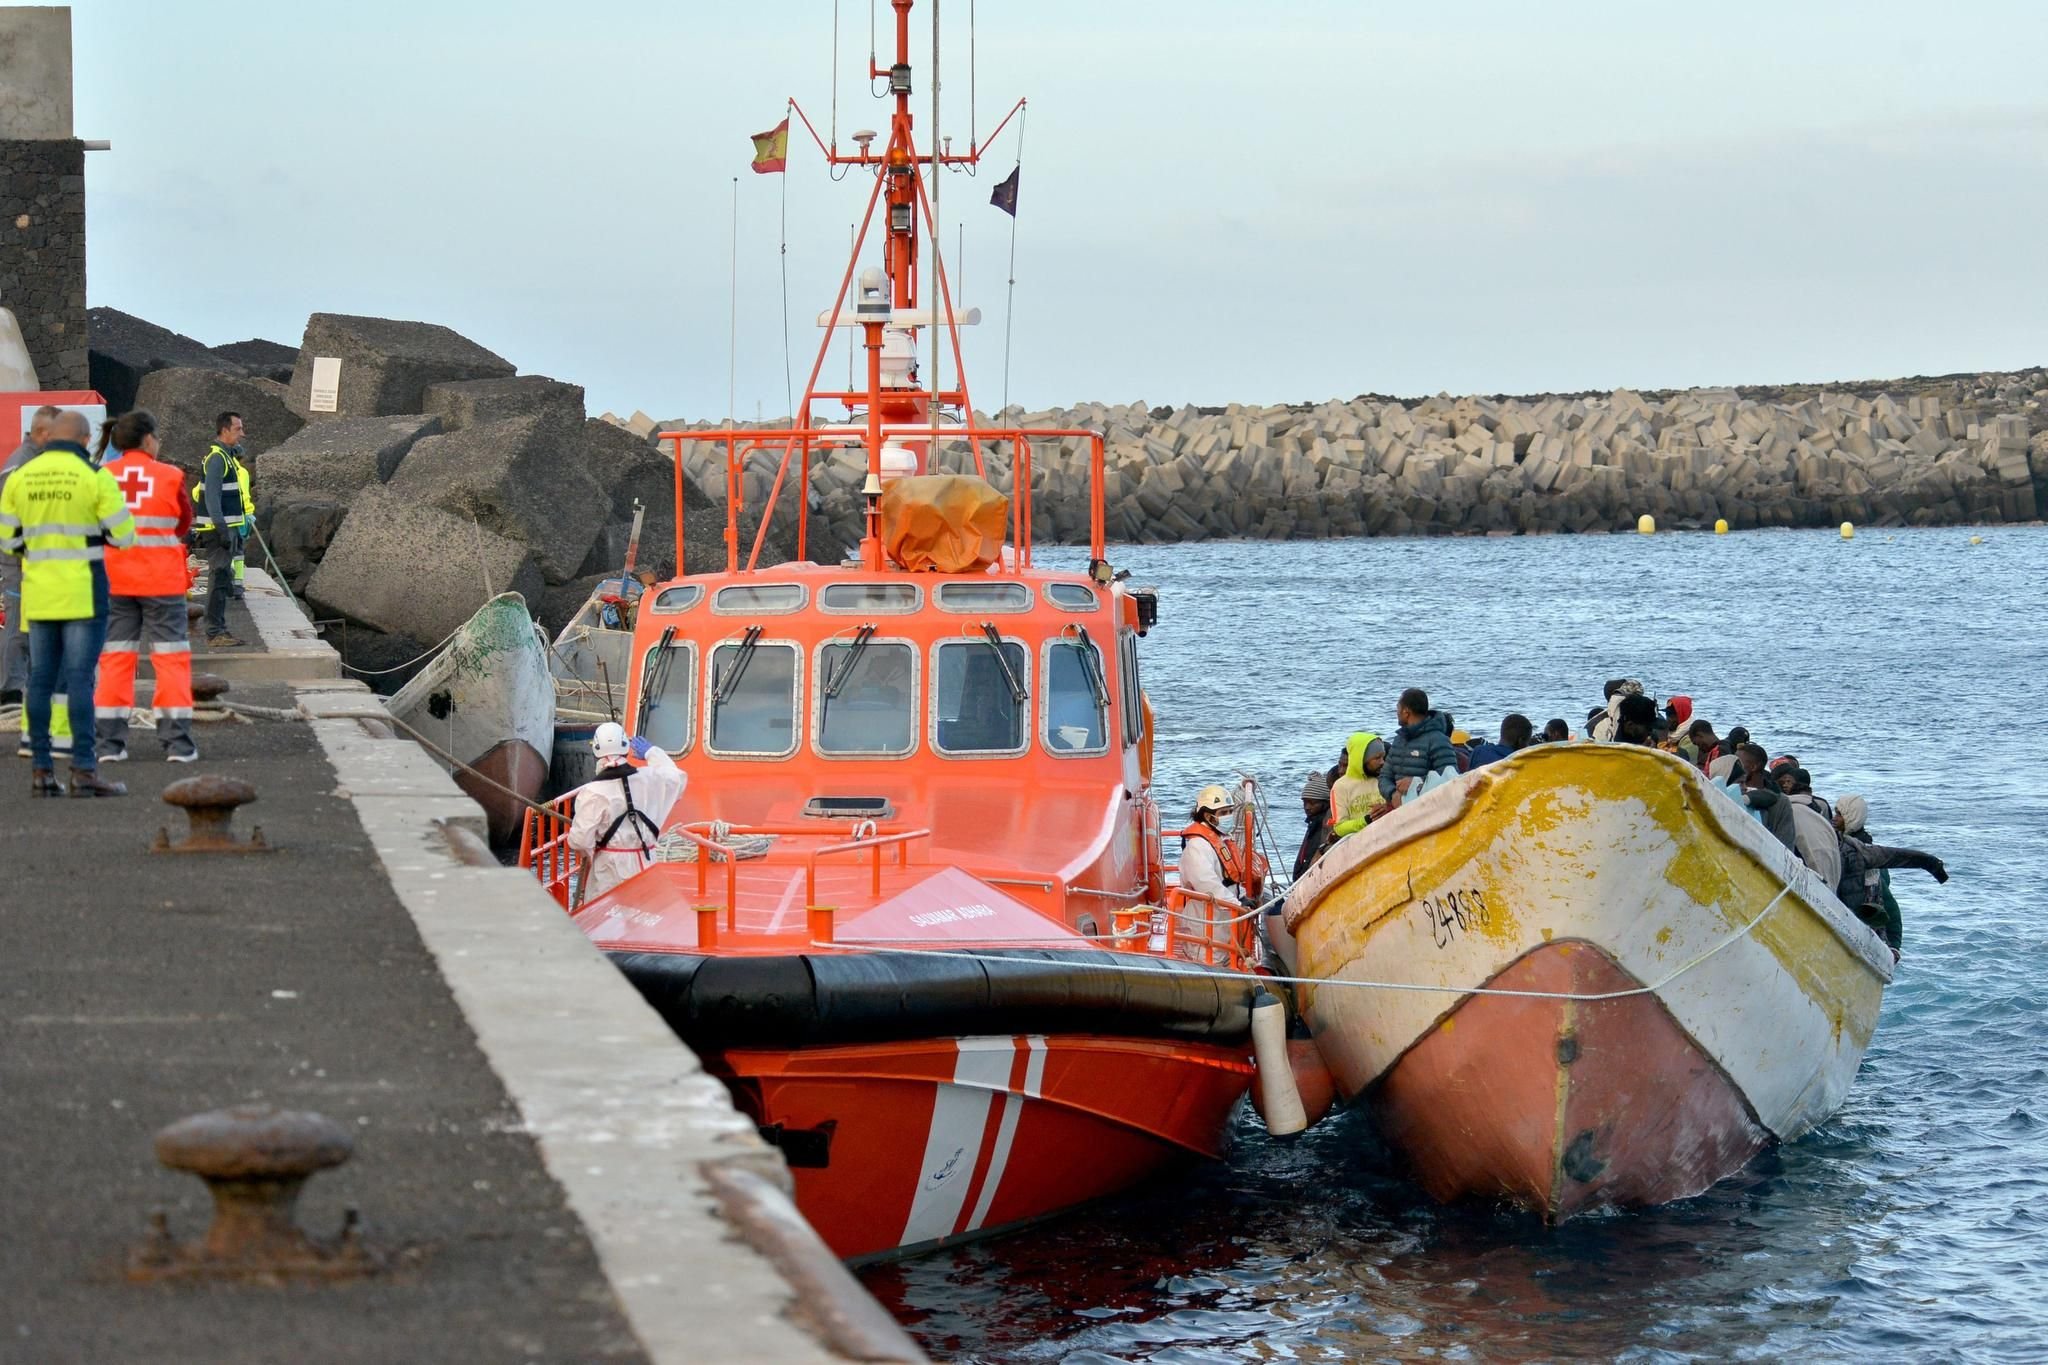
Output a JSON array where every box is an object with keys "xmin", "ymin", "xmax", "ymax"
[
  {"xmin": 166, "ymin": 743, "xmax": 199, "ymax": 764},
  {"xmin": 101, "ymin": 744, "xmax": 130, "ymax": 763}
]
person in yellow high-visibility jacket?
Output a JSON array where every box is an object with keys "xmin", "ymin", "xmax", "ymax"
[
  {"xmin": 189, "ymin": 411, "xmax": 247, "ymax": 647},
  {"xmin": 0, "ymin": 411, "xmax": 136, "ymax": 795}
]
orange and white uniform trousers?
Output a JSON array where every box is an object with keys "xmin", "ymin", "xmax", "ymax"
[
  {"xmin": 95, "ymin": 447, "xmax": 197, "ymax": 754},
  {"xmin": 95, "ymin": 595, "xmax": 194, "ymax": 752}
]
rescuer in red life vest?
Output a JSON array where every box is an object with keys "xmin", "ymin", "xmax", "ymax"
[
  {"xmin": 1178, "ymin": 782, "xmax": 1266, "ymax": 909},
  {"xmin": 93, "ymin": 410, "xmax": 199, "ymax": 763}
]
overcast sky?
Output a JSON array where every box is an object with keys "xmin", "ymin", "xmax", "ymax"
[{"xmin": 70, "ymin": 1, "xmax": 2048, "ymax": 419}]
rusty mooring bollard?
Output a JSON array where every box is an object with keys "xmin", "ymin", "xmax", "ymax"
[
  {"xmin": 152, "ymin": 775, "xmax": 271, "ymax": 854},
  {"xmin": 190, "ymin": 672, "xmax": 230, "ymax": 704},
  {"xmin": 129, "ymin": 1105, "xmax": 378, "ymax": 1282}
]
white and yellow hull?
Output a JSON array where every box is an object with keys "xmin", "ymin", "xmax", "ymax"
[{"xmin": 1285, "ymin": 745, "xmax": 1892, "ymax": 1218}]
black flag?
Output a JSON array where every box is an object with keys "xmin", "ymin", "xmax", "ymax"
[{"xmin": 990, "ymin": 166, "xmax": 1020, "ymax": 217}]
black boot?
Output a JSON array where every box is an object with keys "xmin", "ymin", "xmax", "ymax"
[
  {"xmin": 29, "ymin": 768, "xmax": 61, "ymax": 797},
  {"xmin": 68, "ymin": 768, "xmax": 127, "ymax": 798}
]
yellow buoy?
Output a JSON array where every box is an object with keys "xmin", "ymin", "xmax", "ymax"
[
  {"xmin": 1636, "ymin": 514, "xmax": 1655, "ymax": 535},
  {"xmin": 1970, "ymin": 535, "xmax": 1984, "ymax": 545},
  {"xmin": 1714, "ymin": 518, "xmax": 1729, "ymax": 535},
  {"xmin": 1840, "ymin": 521, "xmax": 1855, "ymax": 540}
]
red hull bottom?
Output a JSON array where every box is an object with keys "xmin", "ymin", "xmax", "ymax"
[
  {"xmin": 460, "ymin": 739, "xmax": 549, "ymax": 846},
  {"xmin": 715, "ymin": 1034, "xmax": 1253, "ymax": 1261},
  {"xmin": 1372, "ymin": 942, "xmax": 1769, "ymax": 1219}
]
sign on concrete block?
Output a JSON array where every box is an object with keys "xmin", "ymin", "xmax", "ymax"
[{"xmin": 308, "ymin": 356, "xmax": 342, "ymax": 413}]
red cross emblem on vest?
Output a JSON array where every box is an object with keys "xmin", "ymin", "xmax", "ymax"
[{"xmin": 115, "ymin": 463, "xmax": 156, "ymax": 510}]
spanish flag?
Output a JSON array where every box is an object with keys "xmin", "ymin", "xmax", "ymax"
[{"xmin": 750, "ymin": 118, "xmax": 790, "ymax": 174}]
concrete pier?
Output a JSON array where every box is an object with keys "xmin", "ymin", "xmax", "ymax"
[{"xmin": 0, "ymin": 570, "xmax": 918, "ymax": 1362}]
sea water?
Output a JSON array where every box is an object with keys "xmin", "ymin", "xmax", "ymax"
[{"xmin": 859, "ymin": 525, "xmax": 2048, "ymax": 1363}]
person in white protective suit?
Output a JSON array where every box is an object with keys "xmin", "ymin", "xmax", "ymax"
[{"xmin": 568, "ymin": 722, "xmax": 686, "ymax": 903}]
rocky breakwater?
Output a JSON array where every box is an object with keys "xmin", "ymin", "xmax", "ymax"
[
  {"xmin": 655, "ymin": 372, "xmax": 2047, "ymax": 546},
  {"xmin": 88, "ymin": 310, "xmax": 840, "ymax": 690}
]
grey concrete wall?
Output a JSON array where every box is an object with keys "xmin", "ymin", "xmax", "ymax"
[
  {"xmin": 0, "ymin": 135, "xmax": 86, "ymax": 387},
  {"xmin": 0, "ymin": 7, "xmax": 72, "ymax": 140}
]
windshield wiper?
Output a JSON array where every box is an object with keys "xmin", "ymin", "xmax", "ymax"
[
  {"xmin": 823, "ymin": 624, "xmax": 877, "ymax": 700},
  {"xmin": 979, "ymin": 623, "xmax": 1027, "ymax": 704},
  {"xmin": 636, "ymin": 625, "xmax": 677, "ymax": 732},
  {"xmin": 713, "ymin": 625, "xmax": 765, "ymax": 704},
  {"xmin": 1071, "ymin": 625, "xmax": 1110, "ymax": 712}
]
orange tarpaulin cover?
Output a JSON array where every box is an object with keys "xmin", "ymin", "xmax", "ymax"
[{"xmin": 881, "ymin": 475, "xmax": 1009, "ymax": 573}]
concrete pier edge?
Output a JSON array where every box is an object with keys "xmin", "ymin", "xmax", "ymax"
[{"xmin": 243, "ymin": 570, "xmax": 920, "ymax": 1364}]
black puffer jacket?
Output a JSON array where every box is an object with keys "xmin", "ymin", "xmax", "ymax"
[{"xmin": 1378, "ymin": 711, "xmax": 1457, "ymax": 798}]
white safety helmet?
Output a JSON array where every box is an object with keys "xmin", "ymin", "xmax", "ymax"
[
  {"xmin": 591, "ymin": 722, "xmax": 632, "ymax": 762},
  {"xmin": 1194, "ymin": 783, "xmax": 1234, "ymax": 814}
]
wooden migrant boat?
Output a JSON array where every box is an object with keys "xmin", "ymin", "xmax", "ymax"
[
  {"xmin": 519, "ymin": 6, "xmax": 1263, "ymax": 1261},
  {"xmin": 1283, "ymin": 743, "xmax": 1893, "ymax": 1220},
  {"xmin": 387, "ymin": 590, "xmax": 554, "ymax": 845}
]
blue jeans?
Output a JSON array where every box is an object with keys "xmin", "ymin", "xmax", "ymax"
[{"xmin": 27, "ymin": 616, "xmax": 100, "ymax": 771}]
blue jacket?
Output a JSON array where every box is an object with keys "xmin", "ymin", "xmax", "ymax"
[
  {"xmin": 1467, "ymin": 739, "xmax": 1517, "ymax": 768},
  {"xmin": 1380, "ymin": 711, "xmax": 1457, "ymax": 797}
]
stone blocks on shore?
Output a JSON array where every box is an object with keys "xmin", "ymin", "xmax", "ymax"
[
  {"xmin": 256, "ymin": 413, "xmax": 443, "ymax": 502},
  {"xmin": 422, "ymin": 374, "xmax": 586, "ymax": 433},
  {"xmin": 211, "ymin": 337, "xmax": 298, "ymax": 383},
  {"xmin": 306, "ymin": 484, "xmax": 543, "ymax": 646},
  {"xmin": 286, "ymin": 313, "xmax": 515, "ymax": 420},
  {"xmin": 132, "ymin": 366, "xmax": 305, "ymax": 475},
  {"xmin": 388, "ymin": 414, "xmax": 610, "ymax": 584},
  {"xmin": 88, "ymin": 307, "xmax": 245, "ymax": 415}
]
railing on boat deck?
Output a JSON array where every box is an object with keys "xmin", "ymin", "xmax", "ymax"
[
  {"xmin": 517, "ymin": 802, "xmax": 1258, "ymax": 972},
  {"xmin": 659, "ymin": 426, "xmax": 1108, "ymax": 572},
  {"xmin": 1112, "ymin": 887, "xmax": 1260, "ymax": 971}
]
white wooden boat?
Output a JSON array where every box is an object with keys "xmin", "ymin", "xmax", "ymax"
[
  {"xmin": 388, "ymin": 592, "xmax": 555, "ymax": 844},
  {"xmin": 1283, "ymin": 743, "xmax": 1893, "ymax": 1219}
]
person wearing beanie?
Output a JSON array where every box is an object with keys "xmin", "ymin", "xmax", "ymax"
[{"xmin": 1294, "ymin": 768, "xmax": 1332, "ymax": 880}]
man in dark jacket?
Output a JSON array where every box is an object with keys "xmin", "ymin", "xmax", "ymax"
[
  {"xmin": 1468, "ymin": 713, "xmax": 1533, "ymax": 768},
  {"xmin": 1832, "ymin": 794, "xmax": 1946, "ymax": 959},
  {"xmin": 1725, "ymin": 743, "xmax": 1797, "ymax": 851},
  {"xmin": 1294, "ymin": 770, "xmax": 1331, "ymax": 880},
  {"xmin": 1379, "ymin": 687, "xmax": 1457, "ymax": 802}
]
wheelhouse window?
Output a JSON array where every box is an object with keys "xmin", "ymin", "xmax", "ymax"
[
  {"xmin": 935, "ymin": 582, "xmax": 1032, "ymax": 613},
  {"xmin": 820, "ymin": 582, "xmax": 921, "ymax": 614},
  {"xmin": 706, "ymin": 635, "xmax": 799, "ymax": 756},
  {"xmin": 816, "ymin": 637, "xmax": 917, "ymax": 755},
  {"xmin": 649, "ymin": 585, "xmax": 703, "ymax": 615},
  {"xmin": 1044, "ymin": 635, "xmax": 1110, "ymax": 755},
  {"xmin": 1118, "ymin": 633, "xmax": 1143, "ymax": 745},
  {"xmin": 636, "ymin": 640, "xmax": 696, "ymax": 754},
  {"xmin": 1045, "ymin": 582, "xmax": 1099, "ymax": 612},
  {"xmin": 712, "ymin": 583, "xmax": 806, "ymax": 615},
  {"xmin": 932, "ymin": 637, "xmax": 1030, "ymax": 755}
]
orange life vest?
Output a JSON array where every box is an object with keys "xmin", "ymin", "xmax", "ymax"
[
  {"xmin": 1178, "ymin": 821, "xmax": 1268, "ymax": 902},
  {"xmin": 101, "ymin": 449, "xmax": 191, "ymax": 596}
]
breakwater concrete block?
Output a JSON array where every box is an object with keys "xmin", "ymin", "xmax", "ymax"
[
  {"xmin": 286, "ymin": 313, "xmax": 514, "ymax": 421},
  {"xmin": 306, "ymin": 484, "xmax": 543, "ymax": 645},
  {"xmin": 133, "ymin": 366, "xmax": 305, "ymax": 475},
  {"xmin": 88, "ymin": 307, "xmax": 245, "ymax": 416},
  {"xmin": 211, "ymin": 337, "xmax": 297, "ymax": 383},
  {"xmin": 256, "ymin": 493, "xmax": 348, "ymax": 587},
  {"xmin": 257, "ymin": 414, "xmax": 444, "ymax": 502},
  {"xmin": 422, "ymin": 374, "xmax": 586, "ymax": 433},
  {"xmin": 389, "ymin": 414, "xmax": 610, "ymax": 584}
]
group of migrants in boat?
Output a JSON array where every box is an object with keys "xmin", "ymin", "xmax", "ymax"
[{"xmin": 1290, "ymin": 681, "xmax": 1950, "ymax": 962}]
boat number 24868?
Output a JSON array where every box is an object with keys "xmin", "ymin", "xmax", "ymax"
[{"xmin": 1416, "ymin": 887, "xmax": 1491, "ymax": 949}]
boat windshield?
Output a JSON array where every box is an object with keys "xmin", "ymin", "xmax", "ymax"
[
  {"xmin": 818, "ymin": 638, "xmax": 916, "ymax": 754},
  {"xmin": 707, "ymin": 638, "xmax": 799, "ymax": 755},
  {"xmin": 933, "ymin": 638, "xmax": 1029, "ymax": 755},
  {"xmin": 1044, "ymin": 638, "xmax": 1109, "ymax": 753},
  {"xmin": 636, "ymin": 633, "xmax": 695, "ymax": 753}
]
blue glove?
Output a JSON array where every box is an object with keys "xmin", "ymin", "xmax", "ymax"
[{"xmin": 628, "ymin": 735, "xmax": 654, "ymax": 761}]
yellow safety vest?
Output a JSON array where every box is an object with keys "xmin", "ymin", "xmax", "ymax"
[
  {"xmin": 191, "ymin": 444, "xmax": 251, "ymax": 531},
  {"xmin": 0, "ymin": 446, "xmax": 136, "ymax": 621}
]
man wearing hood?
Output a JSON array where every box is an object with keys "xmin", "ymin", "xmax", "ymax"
[
  {"xmin": 1330, "ymin": 732, "xmax": 1389, "ymax": 837},
  {"xmin": 1379, "ymin": 688, "xmax": 1457, "ymax": 803},
  {"xmin": 1832, "ymin": 795, "xmax": 1947, "ymax": 959},
  {"xmin": 1591, "ymin": 678, "xmax": 1644, "ymax": 743}
]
